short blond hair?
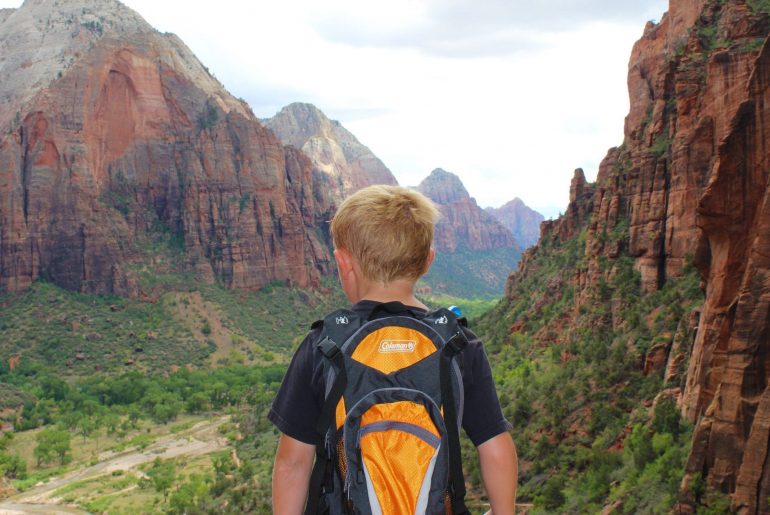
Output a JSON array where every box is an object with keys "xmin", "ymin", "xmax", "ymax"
[{"xmin": 330, "ymin": 185, "xmax": 439, "ymax": 283}]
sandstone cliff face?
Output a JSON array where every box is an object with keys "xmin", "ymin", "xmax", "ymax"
[
  {"xmin": 264, "ymin": 102, "xmax": 398, "ymax": 203},
  {"xmin": 486, "ymin": 198, "xmax": 545, "ymax": 249},
  {"xmin": 416, "ymin": 168, "xmax": 519, "ymax": 253},
  {"xmin": 0, "ymin": 0, "xmax": 331, "ymax": 296},
  {"xmin": 500, "ymin": 0, "xmax": 770, "ymax": 511}
]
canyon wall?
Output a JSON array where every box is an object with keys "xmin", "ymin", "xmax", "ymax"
[{"xmin": 0, "ymin": 0, "xmax": 332, "ymax": 297}]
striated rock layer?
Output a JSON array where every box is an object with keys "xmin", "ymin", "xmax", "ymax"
[
  {"xmin": 501, "ymin": 0, "xmax": 770, "ymax": 511},
  {"xmin": 0, "ymin": 0, "xmax": 331, "ymax": 297}
]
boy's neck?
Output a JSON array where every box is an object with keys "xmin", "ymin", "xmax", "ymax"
[{"xmin": 356, "ymin": 278, "xmax": 428, "ymax": 311}]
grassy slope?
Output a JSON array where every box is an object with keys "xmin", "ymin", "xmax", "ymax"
[
  {"xmin": 422, "ymin": 245, "xmax": 521, "ymax": 299},
  {"xmin": 0, "ymin": 278, "xmax": 347, "ymax": 377}
]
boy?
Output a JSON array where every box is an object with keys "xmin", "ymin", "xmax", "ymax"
[{"xmin": 269, "ymin": 185, "xmax": 518, "ymax": 514}]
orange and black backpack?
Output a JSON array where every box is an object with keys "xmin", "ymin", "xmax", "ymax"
[{"xmin": 305, "ymin": 302, "xmax": 470, "ymax": 515}]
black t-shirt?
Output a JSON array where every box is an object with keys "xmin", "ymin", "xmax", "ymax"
[{"xmin": 268, "ymin": 300, "xmax": 510, "ymax": 447}]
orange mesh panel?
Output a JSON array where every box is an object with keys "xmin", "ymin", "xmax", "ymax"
[
  {"xmin": 336, "ymin": 432, "xmax": 347, "ymax": 479},
  {"xmin": 351, "ymin": 327, "xmax": 436, "ymax": 374},
  {"xmin": 361, "ymin": 401, "xmax": 440, "ymax": 439},
  {"xmin": 336, "ymin": 397, "xmax": 346, "ymax": 430},
  {"xmin": 359, "ymin": 403, "xmax": 439, "ymax": 514}
]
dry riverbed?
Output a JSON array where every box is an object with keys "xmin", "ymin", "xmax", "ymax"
[{"xmin": 0, "ymin": 416, "xmax": 231, "ymax": 514}]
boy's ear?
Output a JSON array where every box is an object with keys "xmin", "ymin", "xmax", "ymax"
[
  {"xmin": 333, "ymin": 248, "xmax": 354, "ymax": 277},
  {"xmin": 423, "ymin": 247, "xmax": 436, "ymax": 274}
]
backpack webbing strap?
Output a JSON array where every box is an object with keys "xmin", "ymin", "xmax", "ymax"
[
  {"xmin": 440, "ymin": 331, "xmax": 470, "ymax": 515},
  {"xmin": 306, "ymin": 338, "xmax": 347, "ymax": 515}
]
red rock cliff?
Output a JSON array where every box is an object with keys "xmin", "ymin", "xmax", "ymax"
[
  {"xmin": 0, "ymin": 0, "xmax": 331, "ymax": 296},
  {"xmin": 501, "ymin": 0, "xmax": 770, "ymax": 511}
]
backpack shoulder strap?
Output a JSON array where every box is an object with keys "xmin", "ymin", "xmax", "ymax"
[
  {"xmin": 432, "ymin": 308, "xmax": 471, "ymax": 515},
  {"xmin": 317, "ymin": 309, "xmax": 360, "ymax": 355},
  {"xmin": 306, "ymin": 309, "xmax": 360, "ymax": 515}
]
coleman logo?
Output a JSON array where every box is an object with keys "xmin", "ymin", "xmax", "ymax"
[{"xmin": 378, "ymin": 340, "xmax": 416, "ymax": 353}]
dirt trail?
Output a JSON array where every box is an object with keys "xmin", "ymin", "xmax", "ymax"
[{"xmin": 0, "ymin": 416, "xmax": 231, "ymax": 514}]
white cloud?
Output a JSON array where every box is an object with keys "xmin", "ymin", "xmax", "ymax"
[{"xmin": 0, "ymin": 0, "xmax": 670, "ymax": 218}]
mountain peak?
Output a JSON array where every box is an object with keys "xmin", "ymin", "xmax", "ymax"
[
  {"xmin": 0, "ymin": 0, "xmax": 156, "ymax": 128},
  {"xmin": 265, "ymin": 103, "xmax": 397, "ymax": 197},
  {"xmin": 486, "ymin": 198, "xmax": 544, "ymax": 249},
  {"xmin": 417, "ymin": 168, "xmax": 470, "ymax": 205}
]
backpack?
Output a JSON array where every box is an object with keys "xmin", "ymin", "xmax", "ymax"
[{"xmin": 304, "ymin": 301, "xmax": 471, "ymax": 515}]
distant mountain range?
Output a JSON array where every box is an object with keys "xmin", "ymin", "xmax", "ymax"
[{"xmin": 265, "ymin": 105, "xmax": 538, "ymax": 297}]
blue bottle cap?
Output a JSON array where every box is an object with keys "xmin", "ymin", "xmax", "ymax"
[{"xmin": 448, "ymin": 305, "xmax": 462, "ymax": 317}]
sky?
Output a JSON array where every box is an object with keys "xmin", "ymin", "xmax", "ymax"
[{"xmin": 3, "ymin": 0, "xmax": 669, "ymax": 219}]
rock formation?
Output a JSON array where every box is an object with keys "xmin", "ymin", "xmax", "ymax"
[
  {"xmin": 486, "ymin": 197, "xmax": 545, "ymax": 249},
  {"xmin": 416, "ymin": 168, "xmax": 519, "ymax": 253},
  {"xmin": 264, "ymin": 102, "xmax": 398, "ymax": 202},
  {"xmin": 0, "ymin": 0, "xmax": 331, "ymax": 297},
  {"xmin": 498, "ymin": 0, "xmax": 770, "ymax": 511}
]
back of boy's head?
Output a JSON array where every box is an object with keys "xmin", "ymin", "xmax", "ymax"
[{"xmin": 331, "ymin": 185, "xmax": 440, "ymax": 283}]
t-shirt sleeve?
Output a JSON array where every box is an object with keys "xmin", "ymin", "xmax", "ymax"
[
  {"xmin": 460, "ymin": 328, "xmax": 511, "ymax": 446},
  {"xmin": 268, "ymin": 329, "xmax": 323, "ymax": 445}
]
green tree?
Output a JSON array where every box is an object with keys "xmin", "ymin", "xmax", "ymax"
[
  {"xmin": 653, "ymin": 397, "xmax": 681, "ymax": 437},
  {"xmin": 77, "ymin": 416, "xmax": 95, "ymax": 443},
  {"xmin": 627, "ymin": 423, "xmax": 655, "ymax": 470},
  {"xmin": 185, "ymin": 392, "xmax": 209, "ymax": 414},
  {"xmin": 0, "ymin": 451, "xmax": 27, "ymax": 479},
  {"xmin": 128, "ymin": 405, "xmax": 142, "ymax": 428},
  {"xmin": 34, "ymin": 427, "xmax": 71, "ymax": 466},
  {"xmin": 147, "ymin": 457, "xmax": 175, "ymax": 502},
  {"xmin": 168, "ymin": 473, "xmax": 210, "ymax": 514}
]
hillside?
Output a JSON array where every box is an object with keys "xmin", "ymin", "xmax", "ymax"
[{"xmin": 476, "ymin": 0, "xmax": 770, "ymax": 512}]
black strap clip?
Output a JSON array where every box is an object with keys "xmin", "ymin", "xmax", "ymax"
[
  {"xmin": 317, "ymin": 336, "xmax": 340, "ymax": 359},
  {"xmin": 445, "ymin": 331, "xmax": 468, "ymax": 356}
]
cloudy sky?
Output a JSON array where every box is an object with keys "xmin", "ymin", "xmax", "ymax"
[{"xmin": 6, "ymin": 0, "xmax": 669, "ymax": 218}]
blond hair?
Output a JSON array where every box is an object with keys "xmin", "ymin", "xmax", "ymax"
[{"xmin": 330, "ymin": 185, "xmax": 439, "ymax": 283}]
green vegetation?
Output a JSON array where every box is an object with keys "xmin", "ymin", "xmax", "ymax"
[
  {"xmin": 198, "ymin": 278, "xmax": 347, "ymax": 355},
  {"xmin": 197, "ymin": 99, "xmax": 219, "ymax": 130},
  {"xmin": 80, "ymin": 20, "xmax": 103, "ymax": 37},
  {"xmin": 748, "ymin": 0, "xmax": 770, "ymax": 14},
  {"xmin": 0, "ymin": 277, "xmax": 349, "ymax": 376},
  {"xmin": 4, "ymin": 362, "xmax": 284, "ymax": 512},
  {"xmin": 650, "ymin": 129, "xmax": 672, "ymax": 158},
  {"xmin": 474, "ymin": 212, "xmax": 704, "ymax": 512},
  {"xmin": 0, "ymin": 281, "xmax": 207, "ymax": 375},
  {"xmin": 423, "ymin": 245, "xmax": 521, "ymax": 299}
]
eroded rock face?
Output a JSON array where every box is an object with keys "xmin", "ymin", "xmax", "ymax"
[
  {"xmin": 485, "ymin": 198, "xmax": 544, "ymax": 249},
  {"xmin": 264, "ymin": 102, "xmax": 398, "ymax": 202},
  {"xmin": 0, "ymin": 0, "xmax": 331, "ymax": 296},
  {"xmin": 500, "ymin": 0, "xmax": 770, "ymax": 511},
  {"xmin": 416, "ymin": 168, "xmax": 519, "ymax": 253}
]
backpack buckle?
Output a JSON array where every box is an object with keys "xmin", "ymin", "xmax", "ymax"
[
  {"xmin": 318, "ymin": 336, "xmax": 340, "ymax": 358},
  {"xmin": 445, "ymin": 332, "xmax": 467, "ymax": 355}
]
